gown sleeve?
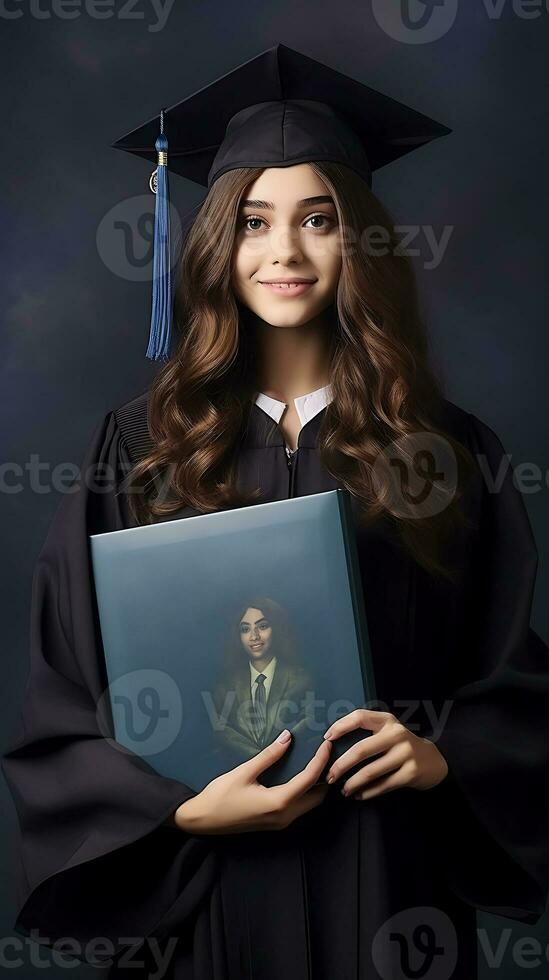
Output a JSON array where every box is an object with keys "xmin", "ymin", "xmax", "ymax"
[
  {"xmin": 423, "ymin": 411, "xmax": 549, "ymax": 924},
  {"xmin": 1, "ymin": 410, "xmax": 220, "ymax": 966}
]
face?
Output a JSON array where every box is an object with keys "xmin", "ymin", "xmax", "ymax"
[
  {"xmin": 230, "ymin": 164, "xmax": 342, "ymax": 328},
  {"xmin": 239, "ymin": 607, "xmax": 273, "ymax": 661}
]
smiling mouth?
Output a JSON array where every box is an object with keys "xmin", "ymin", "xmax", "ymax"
[
  {"xmin": 258, "ymin": 281, "xmax": 316, "ymax": 295},
  {"xmin": 259, "ymin": 278, "xmax": 316, "ymax": 284}
]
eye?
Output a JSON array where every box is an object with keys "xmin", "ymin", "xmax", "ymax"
[
  {"xmin": 303, "ymin": 213, "xmax": 335, "ymax": 231},
  {"xmin": 258, "ymin": 622, "xmax": 270, "ymax": 631},
  {"xmin": 240, "ymin": 216, "xmax": 266, "ymax": 233},
  {"xmin": 240, "ymin": 624, "xmax": 250, "ymax": 633},
  {"xmin": 239, "ymin": 213, "xmax": 335, "ymax": 234}
]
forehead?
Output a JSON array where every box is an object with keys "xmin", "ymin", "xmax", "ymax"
[
  {"xmin": 241, "ymin": 163, "xmax": 329, "ymax": 203},
  {"xmin": 240, "ymin": 607, "xmax": 267, "ymax": 621}
]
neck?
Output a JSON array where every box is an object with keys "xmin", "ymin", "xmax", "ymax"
[{"xmin": 247, "ymin": 307, "xmax": 335, "ymax": 401}]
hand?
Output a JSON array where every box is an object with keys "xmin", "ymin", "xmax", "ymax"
[
  {"xmin": 323, "ymin": 709, "xmax": 449, "ymax": 801},
  {"xmin": 173, "ymin": 729, "xmax": 332, "ymax": 834}
]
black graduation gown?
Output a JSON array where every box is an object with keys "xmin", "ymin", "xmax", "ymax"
[{"xmin": 2, "ymin": 391, "xmax": 549, "ymax": 980}]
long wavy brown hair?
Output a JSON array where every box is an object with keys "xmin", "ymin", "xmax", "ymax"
[{"xmin": 125, "ymin": 161, "xmax": 476, "ymax": 579}]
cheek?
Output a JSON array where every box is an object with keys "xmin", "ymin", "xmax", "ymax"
[
  {"xmin": 325, "ymin": 256, "xmax": 342, "ymax": 289},
  {"xmin": 313, "ymin": 234, "xmax": 342, "ymax": 282},
  {"xmin": 230, "ymin": 247, "xmax": 248, "ymax": 296},
  {"xmin": 232, "ymin": 237, "xmax": 262, "ymax": 282}
]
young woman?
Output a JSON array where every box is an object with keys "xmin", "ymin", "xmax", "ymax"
[{"xmin": 3, "ymin": 53, "xmax": 549, "ymax": 980}]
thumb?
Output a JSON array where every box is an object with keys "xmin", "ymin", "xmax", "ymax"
[{"xmin": 243, "ymin": 728, "xmax": 293, "ymax": 780}]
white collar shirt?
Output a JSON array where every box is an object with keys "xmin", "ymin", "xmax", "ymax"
[{"xmin": 254, "ymin": 385, "xmax": 333, "ymax": 456}]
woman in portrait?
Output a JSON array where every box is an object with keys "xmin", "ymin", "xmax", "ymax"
[
  {"xmin": 3, "ymin": 44, "xmax": 549, "ymax": 980},
  {"xmin": 212, "ymin": 598, "xmax": 316, "ymax": 767}
]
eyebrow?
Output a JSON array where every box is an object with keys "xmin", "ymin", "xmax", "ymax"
[
  {"xmin": 240, "ymin": 617, "xmax": 269, "ymax": 625},
  {"xmin": 239, "ymin": 195, "xmax": 335, "ymax": 210}
]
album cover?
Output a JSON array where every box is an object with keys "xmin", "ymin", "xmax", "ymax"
[{"xmin": 90, "ymin": 488, "xmax": 376, "ymax": 790}]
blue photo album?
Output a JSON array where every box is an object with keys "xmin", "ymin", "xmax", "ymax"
[{"xmin": 90, "ymin": 488, "xmax": 376, "ymax": 791}]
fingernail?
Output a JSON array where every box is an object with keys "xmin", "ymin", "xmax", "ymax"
[
  {"xmin": 324, "ymin": 731, "xmax": 332, "ymax": 740},
  {"xmin": 277, "ymin": 729, "xmax": 291, "ymax": 743},
  {"xmin": 340, "ymin": 787, "xmax": 347, "ymax": 796},
  {"xmin": 326, "ymin": 773, "xmax": 334, "ymax": 784}
]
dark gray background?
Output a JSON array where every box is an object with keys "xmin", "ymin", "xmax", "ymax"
[{"xmin": 1, "ymin": 1, "xmax": 548, "ymax": 976}]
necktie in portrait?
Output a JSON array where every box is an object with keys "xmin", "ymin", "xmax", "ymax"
[{"xmin": 252, "ymin": 674, "xmax": 267, "ymax": 746}]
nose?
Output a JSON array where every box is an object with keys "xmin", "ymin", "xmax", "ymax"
[{"xmin": 268, "ymin": 225, "xmax": 303, "ymax": 264}]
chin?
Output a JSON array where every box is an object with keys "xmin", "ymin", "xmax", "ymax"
[{"xmin": 252, "ymin": 306, "xmax": 320, "ymax": 328}]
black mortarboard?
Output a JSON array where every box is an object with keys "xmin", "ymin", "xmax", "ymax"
[{"xmin": 111, "ymin": 43, "xmax": 451, "ymax": 360}]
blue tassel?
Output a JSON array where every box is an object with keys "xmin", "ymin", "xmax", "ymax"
[{"xmin": 147, "ymin": 110, "xmax": 172, "ymax": 361}]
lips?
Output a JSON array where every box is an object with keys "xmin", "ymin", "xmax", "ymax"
[{"xmin": 259, "ymin": 281, "xmax": 315, "ymax": 296}]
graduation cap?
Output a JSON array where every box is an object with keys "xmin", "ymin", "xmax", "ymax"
[{"xmin": 111, "ymin": 43, "xmax": 451, "ymax": 361}]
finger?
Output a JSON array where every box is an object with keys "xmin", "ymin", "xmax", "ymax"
[
  {"xmin": 323, "ymin": 708, "xmax": 393, "ymax": 741},
  {"xmin": 240, "ymin": 728, "xmax": 295, "ymax": 782},
  {"xmin": 350, "ymin": 764, "xmax": 410, "ymax": 801},
  {"xmin": 342, "ymin": 744, "xmax": 408, "ymax": 796},
  {"xmin": 272, "ymin": 739, "xmax": 333, "ymax": 804},
  {"xmin": 326, "ymin": 727, "xmax": 402, "ymax": 782}
]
